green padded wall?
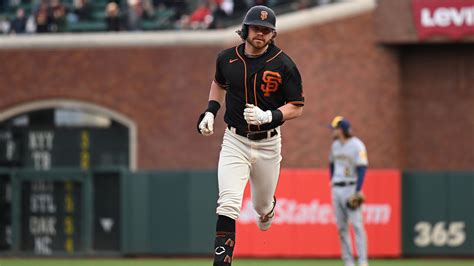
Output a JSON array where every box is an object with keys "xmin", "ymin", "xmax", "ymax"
[{"xmin": 402, "ymin": 171, "xmax": 474, "ymax": 256}]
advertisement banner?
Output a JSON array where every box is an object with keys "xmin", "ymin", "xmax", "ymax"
[
  {"xmin": 235, "ymin": 169, "xmax": 401, "ymax": 257},
  {"xmin": 412, "ymin": 0, "xmax": 474, "ymax": 40}
]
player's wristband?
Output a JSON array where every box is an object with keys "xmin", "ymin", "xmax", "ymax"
[
  {"xmin": 206, "ymin": 100, "xmax": 221, "ymax": 116},
  {"xmin": 266, "ymin": 109, "xmax": 283, "ymax": 128},
  {"xmin": 270, "ymin": 109, "xmax": 283, "ymax": 124}
]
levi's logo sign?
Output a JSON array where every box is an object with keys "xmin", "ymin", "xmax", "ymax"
[{"xmin": 412, "ymin": 0, "xmax": 474, "ymax": 40}]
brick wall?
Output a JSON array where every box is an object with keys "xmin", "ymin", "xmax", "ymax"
[
  {"xmin": 276, "ymin": 13, "xmax": 401, "ymax": 169},
  {"xmin": 374, "ymin": 0, "xmax": 418, "ymax": 43},
  {"xmin": 400, "ymin": 44, "xmax": 474, "ymax": 170}
]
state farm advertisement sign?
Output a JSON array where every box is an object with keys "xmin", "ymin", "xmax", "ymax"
[
  {"xmin": 235, "ymin": 169, "xmax": 401, "ymax": 257},
  {"xmin": 412, "ymin": 0, "xmax": 474, "ymax": 40}
]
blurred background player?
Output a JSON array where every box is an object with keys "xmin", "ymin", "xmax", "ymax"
[{"xmin": 329, "ymin": 116, "xmax": 369, "ymax": 266}]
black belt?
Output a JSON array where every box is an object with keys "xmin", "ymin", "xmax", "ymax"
[
  {"xmin": 333, "ymin": 181, "xmax": 356, "ymax": 187},
  {"xmin": 228, "ymin": 125, "xmax": 278, "ymax": 141}
]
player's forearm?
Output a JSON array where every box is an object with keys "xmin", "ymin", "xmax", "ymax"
[
  {"xmin": 278, "ymin": 103, "xmax": 303, "ymax": 121},
  {"xmin": 355, "ymin": 166, "xmax": 367, "ymax": 192},
  {"xmin": 209, "ymin": 81, "xmax": 226, "ymax": 106},
  {"xmin": 329, "ymin": 163, "xmax": 334, "ymax": 180}
]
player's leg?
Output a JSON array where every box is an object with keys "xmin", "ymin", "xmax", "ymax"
[
  {"xmin": 333, "ymin": 187, "xmax": 355, "ymax": 266},
  {"xmin": 214, "ymin": 216, "xmax": 236, "ymax": 266},
  {"xmin": 249, "ymin": 135, "xmax": 282, "ymax": 231},
  {"xmin": 348, "ymin": 205, "xmax": 368, "ymax": 266},
  {"xmin": 214, "ymin": 129, "xmax": 252, "ymax": 266}
]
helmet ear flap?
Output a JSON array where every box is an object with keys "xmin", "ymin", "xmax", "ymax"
[{"xmin": 241, "ymin": 25, "xmax": 248, "ymax": 40}]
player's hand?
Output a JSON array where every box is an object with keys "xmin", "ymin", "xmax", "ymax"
[
  {"xmin": 243, "ymin": 104, "xmax": 272, "ymax": 125},
  {"xmin": 198, "ymin": 112, "xmax": 214, "ymax": 136}
]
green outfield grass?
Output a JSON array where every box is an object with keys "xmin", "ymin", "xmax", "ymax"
[{"xmin": 0, "ymin": 259, "xmax": 473, "ymax": 266}]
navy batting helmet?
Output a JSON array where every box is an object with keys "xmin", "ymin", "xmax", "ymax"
[
  {"xmin": 239, "ymin": 5, "xmax": 276, "ymax": 39},
  {"xmin": 330, "ymin": 116, "xmax": 351, "ymax": 134}
]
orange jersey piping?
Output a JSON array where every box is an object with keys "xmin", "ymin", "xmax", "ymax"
[
  {"xmin": 253, "ymin": 74, "xmax": 260, "ymax": 131},
  {"xmin": 266, "ymin": 50, "xmax": 283, "ymax": 63},
  {"xmin": 235, "ymin": 46, "xmax": 250, "ymax": 131}
]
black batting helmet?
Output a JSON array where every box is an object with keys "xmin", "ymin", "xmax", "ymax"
[{"xmin": 239, "ymin": 5, "xmax": 276, "ymax": 40}]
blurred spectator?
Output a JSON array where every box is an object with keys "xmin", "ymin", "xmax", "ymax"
[
  {"xmin": 0, "ymin": 0, "xmax": 336, "ymax": 33},
  {"xmin": 208, "ymin": 0, "xmax": 229, "ymax": 29},
  {"xmin": 218, "ymin": 0, "xmax": 234, "ymax": 15},
  {"xmin": 142, "ymin": 0, "xmax": 154, "ymax": 19},
  {"xmin": 1, "ymin": 16, "xmax": 10, "ymax": 34},
  {"xmin": 154, "ymin": 0, "xmax": 187, "ymax": 22},
  {"xmin": 105, "ymin": 1, "xmax": 122, "ymax": 31},
  {"xmin": 34, "ymin": 0, "xmax": 51, "ymax": 33},
  {"xmin": 25, "ymin": 11, "xmax": 36, "ymax": 33},
  {"xmin": 127, "ymin": 0, "xmax": 142, "ymax": 30},
  {"xmin": 9, "ymin": 7, "xmax": 27, "ymax": 34},
  {"xmin": 50, "ymin": 0, "xmax": 67, "ymax": 32},
  {"xmin": 178, "ymin": 0, "xmax": 213, "ymax": 30},
  {"xmin": 73, "ymin": 0, "xmax": 92, "ymax": 21}
]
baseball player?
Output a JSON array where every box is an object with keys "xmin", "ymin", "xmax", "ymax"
[
  {"xmin": 197, "ymin": 5, "xmax": 304, "ymax": 266},
  {"xmin": 329, "ymin": 116, "xmax": 369, "ymax": 266}
]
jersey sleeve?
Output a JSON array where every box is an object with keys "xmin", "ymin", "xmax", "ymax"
[
  {"xmin": 355, "ymin": 141, "xmax": 368, "ymax": 166},
  {"xmin": 214, "ymin": 53, "xmax": 227, "ymax": 88},
  {"xmin": 282, "ymin": 65, "xmax": 304, "ymax": 106}
]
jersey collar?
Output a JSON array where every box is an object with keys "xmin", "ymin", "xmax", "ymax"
[{"xmin": 237, "ymin": 43, "xmax": 281, "ymax": 62}]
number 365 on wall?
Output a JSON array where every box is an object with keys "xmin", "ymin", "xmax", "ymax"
[{"xmin": 414, "ymin": 221, "xmax": 466, "ymax": 247}]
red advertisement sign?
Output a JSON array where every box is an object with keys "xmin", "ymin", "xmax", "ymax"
[
  {"xmin": 235, "ymin": 169, "xmax": 401, "ymax": 257},
  {"xmin": 412, "ymin": 0, "xmax": 474, "ymax": 40}
]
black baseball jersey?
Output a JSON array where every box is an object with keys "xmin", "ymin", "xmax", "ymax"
[{"xmin": 214, "ymin": 43, "xmax": 304, "ymax": 132}]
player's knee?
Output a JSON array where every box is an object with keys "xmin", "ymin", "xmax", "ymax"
[
  {"xmin": 216, "ymin": 205, "xmax": 240, "ymax": 220},
  {"xmin": 217, "ymin": 194, "xmax": 242, "ymax": 220},
  {"xmin": 337, "ymin": 226, "xmax": 348, "ymax": 237},
  {"xmin": 253, "ymin": 202, "xmax": 273, "ymax": 217},
  {"xmin": 352, "ymin": 223, "xmax": 366, "ymax": 234}
]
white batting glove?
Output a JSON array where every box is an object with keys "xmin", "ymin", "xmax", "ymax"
[
  {"xmin": 199, "ymin": 112, "xmax": 214, "ymax": 136},
  {"xmin": 243, "ymin": 104, "xmax": 272, "ymax": 126}
]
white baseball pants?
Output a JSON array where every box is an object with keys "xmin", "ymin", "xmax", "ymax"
[
  {"xmin": 216, "ymin": 127, "xmax": 282, "ymax": 220},
  {"xmin": 332, "ymin": 185, "xmax": 368, "ymax": 266}
]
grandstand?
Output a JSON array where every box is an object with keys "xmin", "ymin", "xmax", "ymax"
[{"xmin": 0, "ymin": 0, "xmax": 337, "ymax": 34}]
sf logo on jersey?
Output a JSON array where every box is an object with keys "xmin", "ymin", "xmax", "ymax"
[{"xmin": 261, "ymin": 71, "xmax": 282, "ymax": 96}]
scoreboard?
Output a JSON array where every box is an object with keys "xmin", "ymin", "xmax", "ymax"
[
  {"xmin": 0, "ymin": 173, "xmax": 11, "ymax": 251},
  {"xmin": 0, "ymin": 126, "xmax": 129, "ymax": 170},
  {"xmin": 0, "ymin": 122, "xmax": 128, "ymax": 254},
  {"xmin": 21, "ymin": 180, "xmax": 82, "ymax": 255},
  {"xmin": 0, "ymin": 130, "xmax": 22, "ymax": 167}
]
